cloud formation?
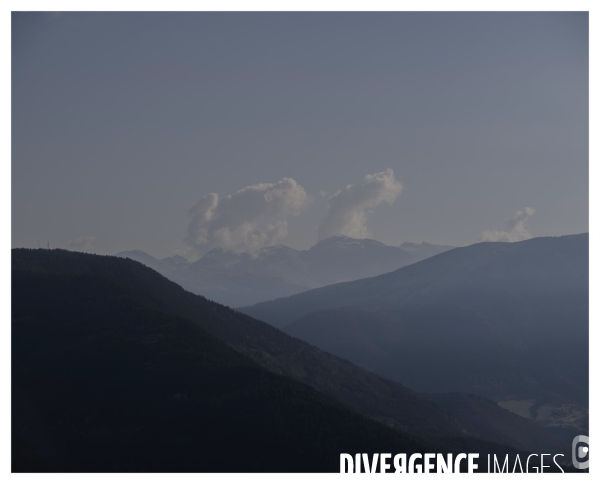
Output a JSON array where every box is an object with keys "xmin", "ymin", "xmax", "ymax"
[
  {"xmin": 67, "ymin": 235, "xmax": 96, "ymax": 251},
  {"xmin": 184, "ymin": 178, "xmax": 309, "ymax": 254},
  {"xmin": 317, "ymin": 169, "xmax": 403, "ymax": 241},
  {"xmin": 479, "ymin": 207, "xmax": 537, "ymax": 242}
]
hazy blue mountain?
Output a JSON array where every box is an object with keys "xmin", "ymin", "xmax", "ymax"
[
  {"xmin": 193, "ymin": 244, "xmax": 315, "ymax": 287},
  {"xmin": 117, "ymin": 236, "xmax": 454, "ymax": 307},
  {"xmin": 240, "ymin": 235, "xmax": 589, "ymax": 428},
  {"xmin": 422, "ymin": 393, "xmax": 573, "ymax": 458},
  {"xmin": 161, "ymin": 254, "xmax": 190, "ymax": 267},
  {"xmin": 116, "ymin": 249, "xmax": 310, "ymax": 307},
  {"xmin": 399, "ymin": 241, "xmax": 455, "ymax": 259},
  {"xmin": 303, "ymin": 236, "xmax": 413, "ymax": 285},
  {"xmin": 117, "ymin": 249, "xmax": 165, "ymax": 271}
]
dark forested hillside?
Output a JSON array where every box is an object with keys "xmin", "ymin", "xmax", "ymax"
[
  {"xmin": 12, "ymin": 249, "xmax": 467, "ymax": 442},
  {"xmin": 13, "ymin": 252, "xmax": 435, "ymax": 472},
  {"xmin": 240, "ymin": 235, "xmax": 588, "ymax": 427},
  {"xmin": 13, "ymin": 249, "xmax": 568, "ymax": 472}
]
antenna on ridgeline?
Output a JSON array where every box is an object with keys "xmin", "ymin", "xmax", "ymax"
[
  {"xmin": 47, "ymin": 242, "xmax": 49, "ymax": 250},
  {"xmin": 38, "ymin": 240, "xmax": 40, "ymax": 249}
]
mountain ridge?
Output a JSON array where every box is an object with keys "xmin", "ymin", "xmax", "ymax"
[
  {"xmin": 239, "ymin": 234, "xmax": 589, "ymax": 425},
  {"xmin": 12, "ymin": 248, "xmax": 574, "ymax": 468},
  {"xmin": 12, "ymin": 251, "xmax": 439, "ymax": 471},
  {"xmin": 116, "ymin": 235, "xmax": 454, "ymax": 307}
]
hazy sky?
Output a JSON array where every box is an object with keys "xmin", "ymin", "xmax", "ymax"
[{"xmin": 12, "ymin": 12, "xmax": 588, "ymax": 258}]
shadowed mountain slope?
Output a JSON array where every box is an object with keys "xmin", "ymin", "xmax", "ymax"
[
  {"xmin": 13, "ymin": 249, "xmax": 573, "ymax": 471},
  {"xmin": 240, "ymin": 235, "xmax": 588, "ymax": 415},
  {"xmin": 12, "ymin": 249, "xmax": 464, "ymax": 443},
  {"xmin": 13, "ymin": 250, "xmax": 438, "ymax": 472},
  {"xmin": 422, "ymin": 393, "xmax": 572, "ymax": 457}
]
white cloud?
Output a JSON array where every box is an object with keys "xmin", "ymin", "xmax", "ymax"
[
  {"xmin": 479, "ymin": 207, "xmax": 537, "ymax": 242},
  {"xmin": 317, "ymin": 169, "xmax": 403, "ymax": 241},
  {"xmin": 67, "ymin": 235, "xmax": 96, "ymax": 251},
  {"xmin": 184, "ymin": 178, "xmax": 310, "ymax": 254}
]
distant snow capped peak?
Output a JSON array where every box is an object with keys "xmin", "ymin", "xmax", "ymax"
[
  {"xmin": 310, "ymin": 235, "xmax": 387, "ymax": 253},
  {"xmin": 162, "ymin": 254, "xmax": 188, "ymax": 262},
  {"xmin": 114, "ymin": 236, "xmax": 454, "ymax": 307},
  {"xmin": 194, "ymin": 247, "xmax": 248, "ymax": 269},
  {"xmin": 161, "ymin": 255, "xmax": 190, "ymax": 267},
  {"xmin": 258, "ymin": 244, "xmax": 297, "ymax": 255}
]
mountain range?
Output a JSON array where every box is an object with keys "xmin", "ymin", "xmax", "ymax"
[
  {"xmin": 116, "ymin": 236, "xmax": 453, "ymax": 307},
  {"xmin": 12, "ymin": 250, "xmax": 432, "ymax": 471},
  {"xmin": 240, "ymin": 234, "xmax": 589, "ymax": 433},
  {"xmin": 13, "ymin": 248, "xmax": 574, "ymax": 471}
]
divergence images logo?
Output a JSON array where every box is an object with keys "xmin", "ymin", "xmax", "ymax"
[{"xmin": 572, "ymin": 435, "xmax": 589, "ymax": 470}]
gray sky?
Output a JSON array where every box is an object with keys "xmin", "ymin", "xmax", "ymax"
[{"xmin": 12, "ymin": 12, "xmax": 588, "ymax": 258}]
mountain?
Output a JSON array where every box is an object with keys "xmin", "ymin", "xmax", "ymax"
[
  {"xmin": 422, "ymin": 393, "xmax": 574, "ymax": 458},
  {"xmin": 12, "ymin": 249, "xmax": 436, "ymax": 471},
  {"xmin": 161, "ymin": 254, "xmax": 190, "ymax": 268},
  {"xmin": 399, "ymin": 241, "xmax": 456, "ymax": 259},
  {"xmin": 14, "ymin": 249, "xmax": 464, "ymax": 442},
  {"xmin": 13, "ymin": 248, "xmax": 565, "ymax": 472},
  {"xmin": 116, "ymin": 249, "xmax": 310, "ymax": 307},
  {"xmin": 239, "ymin": 235, "xmax": 589, "ymax": 431},
  {"xmin": 116, "ymin": 236, "xmax": 454, "ymax": 307},
  {"xmin": 193, "ymin": 236, "xmax": 455, "ymax": 288}
]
